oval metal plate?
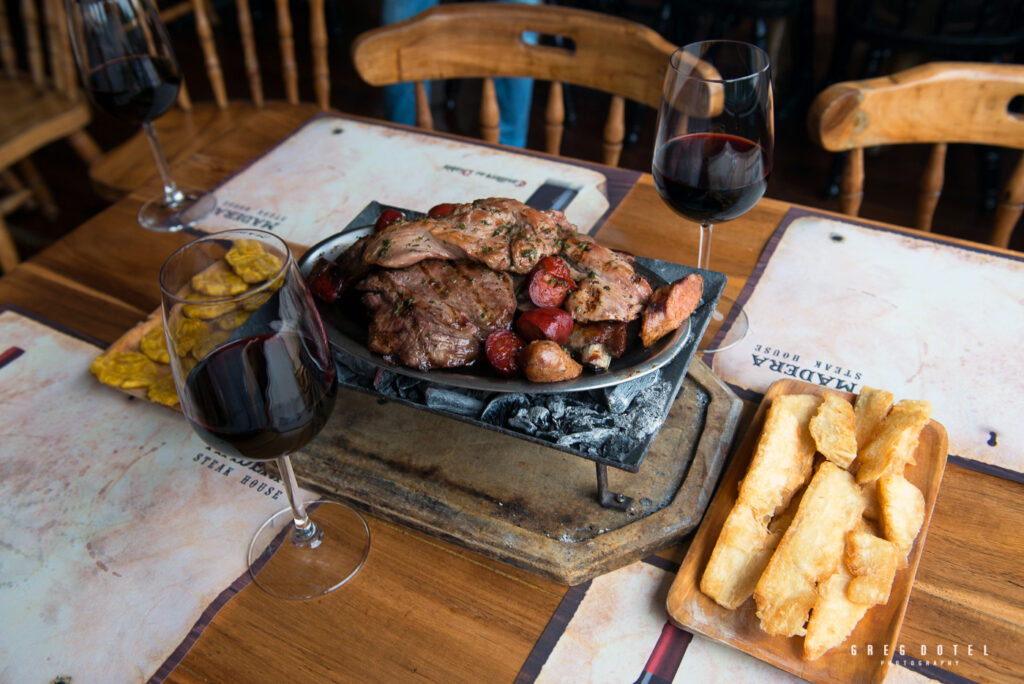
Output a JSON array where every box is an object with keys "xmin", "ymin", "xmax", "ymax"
[{"xmin": 299, "ymin": 228, "xmax": 704, "ymax": 394}]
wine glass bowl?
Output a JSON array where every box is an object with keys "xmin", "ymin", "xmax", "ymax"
[
  {"xmin": 66, "ymin": 0, "xmax": 215, "ymax": 231},
  {"xmin": 159, "ymin": 229, "xmax": 370, "ymax": 599},
  {"xmin": 653, "ymin": 40, "xmax": 773, "ymax": 353}
]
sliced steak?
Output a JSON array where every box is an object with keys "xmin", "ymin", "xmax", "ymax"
[
  {"xmin": 360, "ymin": 198, "xmax": 573, "ymax": 275},
  {"xmin": 357, "ymin": 260, "xmax": 516, "ymax": 370}
]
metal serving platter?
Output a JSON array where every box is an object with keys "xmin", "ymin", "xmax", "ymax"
[{"xmin": 298, "ymin": 220, "xmax": 725, "ymax": 395}]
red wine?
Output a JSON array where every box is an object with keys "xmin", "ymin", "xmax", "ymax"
[
  {"xmin": 87, "ymin": 56, "xmax": 180, "ymax": 125},
  {"xmin": 653, "ymin": 133, "xmax": 770, "ymax": 223},
  {"xmin": 183, "ymin": 333, "xmax": 338, "ymax": 461}
]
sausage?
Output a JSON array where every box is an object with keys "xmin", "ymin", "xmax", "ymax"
[
  {"xmin": 485, "ymin": 329, "xmax": 525, "ymax": 377},
  {"xmin": 520, "ymin": 340, "xmax": 583, "ymax": 383},
  {"xmin": 527, "ymin": 256, "xmax": 576, "ymax": 308},
  {"xmin": 640, "ymin": 273, "xmax": 704, "ymax": 347},
  {"xmin": 515, "ymin": 307, "xmax": 573, "ymax": 345}
]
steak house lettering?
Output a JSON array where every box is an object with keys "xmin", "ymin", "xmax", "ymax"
[
  {"xmin": 213, "ymin": 206, "xmax": 282, "ymax": 231},
  {"xmin": 751, "ymin": 354, "xmax": 861, "ymax": 392}
]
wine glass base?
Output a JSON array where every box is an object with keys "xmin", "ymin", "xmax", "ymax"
[
  {"xmin": 699, "ymin": 296, "xmax": 749, "ymax": 355},
  {"xmin": 138, "ymin": 189, "xmax": 216, "ymax": 232},
  {"xmin": 248, "ymin": 500, "xmax": 371, "ymax": 600}
]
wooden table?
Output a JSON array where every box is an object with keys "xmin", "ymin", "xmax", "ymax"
[{"xmin": 2, "ymin": 104, "xmax": 1021, "ymax": 683}]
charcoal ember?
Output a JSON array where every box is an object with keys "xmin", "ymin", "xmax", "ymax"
[
  {"xmin": 629, "ymin": 379, "xmax": 673, "ymax": 437},
  {"xmin": 604, "ymin": 371, "xmax": 661, "ymax": 413},
  {"xmin": 424, "ymin": 386, "xmax": 485, "ymax": 416},
  {"xmin": 373, "ymin": 370, "xmax": 422, "ymax": 401},
  {"xmin": 333, "ymin": 351, "xmax": 377, "ymax": 387},
  {"xmin": 599, "ymin": 431, "xmax": 636, "ymax": 461},
  {"xmin": 556, "ymin": 427, "xmax": 619, "ymax": 455},
  {"xmin": 481, "ymin": 393, "xmax": 530, "ymax": 425},
  {"xmin": 509, "ymin": 407, "xmax": 538, "ymax": 433}
]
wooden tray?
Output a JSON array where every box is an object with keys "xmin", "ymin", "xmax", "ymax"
[{"xmin": 665, "ymin": 379, "xmax": 949, "ymax": 684}]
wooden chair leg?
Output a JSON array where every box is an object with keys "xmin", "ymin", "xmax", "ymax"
[
  {"xmin": 16, "ymin": 158, "xmax": 58, "ymax": 220},
  {"xmin": 0, "ymin": 212, "xmax": 20, "ymax": 274},
  {"xmin": 67, "ymin": 130, "xmax": 102, "ymax": 165},
  {"xmin": 839, "ymin": 147, "xmax": 864, "ymax": 216},
  {"xmin": 990, "ymin": 154, "xmax": 1024, "ymax": 249}
]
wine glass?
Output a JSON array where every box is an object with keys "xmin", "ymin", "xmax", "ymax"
[
  {"xmin": 653, "ymin": 40, "xmax": 773, "ymax": 353},
  {"xmin": 159, "ymin": 229, "xmax": 370, "ymax": 599},
  {"xmin": 66, "ymin": 0, "xmax": 215, "ymax": 232}
]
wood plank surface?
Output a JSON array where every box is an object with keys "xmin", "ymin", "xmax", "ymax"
[{"xmin": 2, "ymin": 105, "xmax": 1022, "ymax": 683}]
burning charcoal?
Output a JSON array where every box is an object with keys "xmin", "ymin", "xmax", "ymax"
[
  {"xmin": 556, "ymin": 427, "xmax": 619, "ymax": 451},
  {"xmin": 545, "ymin": 394, "xmax": 568, "ymax": 420},
  {"xmin": 627, "ymin": 380, "xmax": 673, "ymax": 437},
  {"xmin": 481, "ymin": 393, "xmax": 530, "ymax": 425},
  {"xmin": 528, "ymin": 405, "xmax": 551, "ymax": 428},
  {"xmin": 424, "ymin": 386, "xmax": 485, "ymax": 416},
  {"xmin": 509, "ymin": 407, "xmax": 538, "ymax": 433},
  {"xmin": 373, "ymin": 369, "xmax": 397, "ymax": 395},
  {"xmin": 333, "ymin": 350, "xmax": 377, "ymax": 387},
  {"xmin": 604, "ymin": 371, "xmax": 661, "ymax": 414},
  {"xmin": 599, "ymin": 431, "xmax": 636, "ymax": 461}
]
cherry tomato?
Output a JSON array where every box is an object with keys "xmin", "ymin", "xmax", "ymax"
[
  {"xmin": 515, "ymin": 307, "xmax": 573, "ymax": 346},
  {"xmin": 428, "ymin": 202, "xmax": 456, "ymax": 218},
  {"xmin": 485, "ymin": 329, "xmax": 525, "ymax": 377},
  {"xmin": 374, "ymin": 208, "xmax": 405, "ymax": 233},
  {"xmin": 534, "ymin": 255, "xmax": 573, "ymax": 281},
  {"xmin": 307, "ymin": 258, "xmax": 345, "ymax": 303},
  {"xmin": 527, "ymin": 256, "xmax": 576, "ymax": 307}
]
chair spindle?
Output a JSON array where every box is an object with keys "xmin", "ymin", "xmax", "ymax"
[
  {"xmin": 275, "ymin": 0, "xmax": 298, "ymax": 105},
  {"xmin": 481, "ymin": 77, "xmax": 499, "ymax": 144},
  {"xmin": 236, "ymin": 0, "xmax": 263, "ymax": 107},
  {"xmin": 544, "ymin": 81, "xmax": 564, "ymax": 156}
]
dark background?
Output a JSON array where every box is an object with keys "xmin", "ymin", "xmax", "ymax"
[{"xmin": 8, "ymin": 0, "xmax": 1024, "ymax": 259}]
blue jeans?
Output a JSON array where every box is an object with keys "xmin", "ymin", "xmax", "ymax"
[{"xmin": 380, "ymin": 0, "xmax": 539, "ymax": 148}]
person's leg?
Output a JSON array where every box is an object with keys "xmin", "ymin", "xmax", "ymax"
[
  {"xmin": 380, "ymin": 0, "xmax": 436, "ymax": 126},
  {"xmin": 489, "ymin": 0, "xmax": 540, "ymax": 147}
]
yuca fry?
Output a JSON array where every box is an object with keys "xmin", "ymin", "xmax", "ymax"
[
  {"xmin": 878, "ymin": 473, "xmax": 925, "ymax": 566},
  {"xmin": 753, "ymin": 462, "xmax": 865, "ymax": 637},
  {"xmin": 844, "ymin": 530, "xmax": 899, "ymax": 605},
  {"xmin": 737, "ymin": 394, "xmax": 822, "ymax": 519},
  {"xmin": 854, "ymin": 386, "xmax": 894, "ymax": 452},
  {"xmin": 810, "ymin": 393, "xmax": 858, "ymax": 469},
  {"xmin": 803, "ymin": 563, "xmax": 870, "ymax": 661},
  {"xmin": 699, "ymin": 492, "xmax": 800, "ymax": 610},
  {"xmin": 857, "ymin": 399, "xmax": 931, "ymax": 484},
  {"xmin": 700, "ymin": 394, "xmax": 821, "ymax": 609}
]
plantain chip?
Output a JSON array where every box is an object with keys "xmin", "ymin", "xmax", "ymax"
[
  {"xmin": 191, "ymin": 269, "xmax": 248, "ymax": 296},
  {"xmin": 183, "ymin": 294, "xmax": 237, "ymax": 320},
  {"xmin": 147, "ymin": 373, "xmax": 180, "ymax": 407},
  {"xmin": 173, "ymin": 317, "xmax": 210, "ymax": 356},
  {"xmin": 90, "ymin": 351, "xmax": 159, "ymax": 389},
  {"xmin": 139, "ymin": 324, "xmax": 171, "ymax": 364},
  {"xmin": 230, "ymin": 252, "xmax": 284, "ymax": 284}
]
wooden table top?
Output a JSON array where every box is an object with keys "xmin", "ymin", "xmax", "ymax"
[{"xmin": 2, "ymin": 103, "xmax": 1021, "ymax": 683}]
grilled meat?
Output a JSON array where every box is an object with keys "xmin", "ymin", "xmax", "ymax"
[
  {"xmin": 560, "ymin": 234, "xmax": 652, "ymax": 322},
  {"xmin": 357, "ymin": 260, "xmax": 516, "ymax": 370},
  {"xmin": 361, "ymin": 198, "xmax": 574, "ymax": 274}
]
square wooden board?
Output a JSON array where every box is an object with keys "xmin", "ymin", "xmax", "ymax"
[{"xmin": 666, "ymin": 379, "xmax": 949, "ymax": 683}]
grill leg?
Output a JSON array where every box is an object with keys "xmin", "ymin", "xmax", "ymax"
[{"xmin": 596, "ymin": 462, "xmax": 633, "ymax": 511}]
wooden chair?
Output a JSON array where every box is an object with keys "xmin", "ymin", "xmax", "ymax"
[
  {"xmin": 0, "ymin": 0, "xmax": 101, "ymax": 273},
  {"xmin": 86, "ymin": 0, "xmax": 331, "ymax": 202},
  {"xmin": 808, "ymin": 62, "xmax": 1024, "ymax": 249},
  {"xmin": 351, "ymin": 2, "xmax": 678, "ymax": 168}
]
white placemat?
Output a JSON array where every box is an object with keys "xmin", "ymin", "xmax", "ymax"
[
  {"xmin": 198, "ymin": 115, "xmax": 615, "ymax": 245},
  {"xmin": 518, "ymin": 558, "xmax": 968, "ymax": 684},
  {"xmin": 0, "ymin": 309, "xmax": 317, "ymax": 682},
  {"xmin": 709, "ymin": 212, "xmax": 1024, "ymax": 477}
]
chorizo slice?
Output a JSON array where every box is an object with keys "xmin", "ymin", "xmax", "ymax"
[
  {"xmin": 640, "ymin": 273, "xmax": 704, "ymax": 347},
  {"xmin": 521, "ymin": 340, "xmax": 583, "ymax": 383}
]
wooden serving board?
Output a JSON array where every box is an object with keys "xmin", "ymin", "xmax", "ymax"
[{"xmin": 665, "ymin": 379, "xmax": 949, "ymax": 684}]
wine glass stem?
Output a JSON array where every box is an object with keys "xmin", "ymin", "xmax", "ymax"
[
  {"xmin": 276, "ymin": 455, "xmax": 322, "ymax": 547},
  {"xmin": 697, "ymin": 221, "xmax": 714, "ymax": 271},
  {"xmin": 142, "ymin": 121, "xmax": 186, "ymax": 208}
]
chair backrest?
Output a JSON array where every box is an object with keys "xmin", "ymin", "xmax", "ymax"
[
  {"xmin": 0, "ymin": 0, "xmax": 78, "ymax": 98},
  {"xmin": 351, "ymin": 2, "xmax": 678, "ymax": 167},
  {"xmin": 182, "ymin": 0, "xmax": 330, "ymax": 111},
  {"xmin": 808, "ymin": 61, "xmax": 1024, "ymax": 248}
]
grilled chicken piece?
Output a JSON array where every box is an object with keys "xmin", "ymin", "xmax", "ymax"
[
  {"xmin": 561, "ymin": 234, "xmax": 652, "ymax": 322},
  {"xmin": 640, "ymin": 273, "xmax": 704, "ymax": 347},
  {"xmin": 357, "ymin": 260, "xmax": 515, "ymax": 370},
  {"xmin": 361, "ymin": 198, "xmax": 572, "ymax": 275}
]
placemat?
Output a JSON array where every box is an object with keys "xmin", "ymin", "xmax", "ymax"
[
  {"xmin": 708, "ymin": 209, "xmax": 1024, "ymax": 480},
  {"xmin": 0, "ymin": 308, "xmax": 318, "ymax": 682},
  {"xmin": 516, "ymin": 557, "xmax": 971, "ymax": 684},
  {"xmin": 198, "ymin": 114, "xmax": 641, "ymax": 244}
]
